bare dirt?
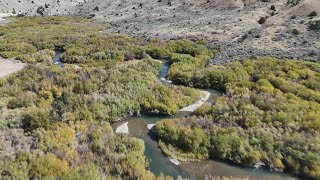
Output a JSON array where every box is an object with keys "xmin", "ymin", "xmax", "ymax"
[
  {"xmin": 0, "ymin": 58, "xmax": 25, "ymax": 78},
  {"xmin": 1, "ymin": 0, "xmax": 320, "ymax": 63}
]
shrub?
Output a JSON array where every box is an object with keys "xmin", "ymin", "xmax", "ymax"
[
  {"xmin": 7, "ymin": 92, "xmax": 36, "ymax": 109},
  {"xmin": 146, "ymin": 47, "xmax": 172, "ymax": 60},
  {"xmin": 292, "ymin": 29, "xmax": 300, "ymax": 35},
  {"xmin": 308, "ymin": 11, "xmax": 318, "ymax": 17},
  {"xmin": 29, "ymin": 154, "xmax": 69, "ymax": 179},
  {"xmin": 61, "ymin": 162, "xmax": 102, "ymax": 180},
  {"xmin": 37, "ymin": 123, "xmax": 76, "ymax": 155},
  {"xmin": 258, "ymin": 17, "xmax": 267, "ymax": 24},
  {"xmin": 22, "ymin": 108, "xmax": 50, "ymax": 131},
  {"xmin": 309, "ymin": 20, "xmax": 320, "ymax": 31}
]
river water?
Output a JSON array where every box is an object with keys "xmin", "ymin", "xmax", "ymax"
[
  {"xmin": 54, "ymin": 50, "xmax": 63, "ymax": 67},
  {"xmin": 114, "ymin": 61, "xmax": 296, "ymax": 180}
]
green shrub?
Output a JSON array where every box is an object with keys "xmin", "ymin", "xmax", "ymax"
[
  {"xmin": 7, "ymin": 92, "xmax": 36, "ymax": 109},
  {"xmin": 146, "ymin": 47, "xmax": 172, "ymax": 60},
  {"xmin": 29, "ymin": 154, "xmax": 69, "ymax": 179},
  {"xmin": 61, "ymin": 162, "xmax": 103, "ymax": 180},
  {"xmin": 22, "ymin": 108, "xmax": 50, "ymax": 131}
]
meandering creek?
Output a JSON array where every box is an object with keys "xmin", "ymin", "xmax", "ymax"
[
  {"xmin": 114, "ymin": 61, "xmax": 296, "ymax": 180},
  {"xmin": 53, "ymin": 51, "xmax": 295, "ymax": 179}
]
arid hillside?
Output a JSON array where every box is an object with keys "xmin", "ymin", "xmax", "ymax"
[{"xmin": 1, "ymin": 0, "xmax": 319, "ymax": 63}]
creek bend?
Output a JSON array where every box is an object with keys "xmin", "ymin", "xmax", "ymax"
[
  {"xmin": 113, "ymin": 61, "xmax": 295, "ymax": 180},
  {"xmin": 52, "ymin": 51, "xmax": 296, "ymax": 179}
]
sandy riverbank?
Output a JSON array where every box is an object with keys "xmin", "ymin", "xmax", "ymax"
[
  {"xmin": 147, "ymin": 124, "xmax": 156, "ymax": 130},
  {"xmin": 179, "ymin": 90, "xmax": 210, "ymax": 112},
  {"xmin": 169, "ymin": 158, "xmax": 181, "ymax": 166},
  {"xmin": 115, "ymin": 122, "xmax": 129, "ymax": 134},
  {"xmin": 0, "ymin": 58, "xmax": 25, "ymax": 78}
]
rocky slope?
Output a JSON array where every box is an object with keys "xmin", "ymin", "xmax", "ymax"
[{"xmin": 1, "ymin": 0, "xmax": 319, "ymax": 63}]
